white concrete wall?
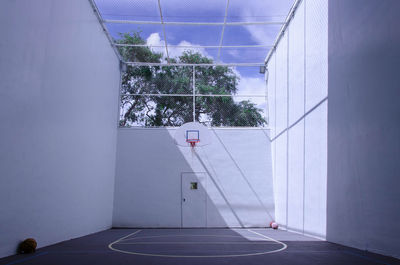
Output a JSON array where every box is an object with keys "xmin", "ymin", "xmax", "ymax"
[
  {"xmin": 266, "ymin": 0, "xmax": 328, "ymax": 238},
  {"xmin": 0, "ymin": 0, "xmax": 120, "ymax": 258},
  {"xmin": 113, "ymin": 128, "xmax": 274, "ymax": 228},
  {"xmin": 327, "ymin": 0, "xmax": 400, "ymax": 258}
]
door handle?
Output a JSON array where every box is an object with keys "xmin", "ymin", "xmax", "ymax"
[{"xmin": 182, "ymin": 198, "xmax": 186, "ymax": 202}]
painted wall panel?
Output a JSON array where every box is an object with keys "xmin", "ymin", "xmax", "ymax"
[
  {"xmin": 275, "ymin": 33, "xmax": 288, "ymax": 135},
  {"xmin": 288, "ymin": 1, "xmax": 305, "ymax": 125},
  {"xmin": 265, "ymin": 0, "xmax": 328, "ymax": 238},
  {"xmin": 113, "ymin": 129, "xmax": 189, "ymax": 227},
  {"xmin": 267, "ymin": 54, "xmax": 276, "ymax": 139},
  {"xmin": 305, "ymin": 0, "xmax": 328, "ymax": 111},
  {"xmin": 328, "ymin": 0, "xmax": 400, "ymax": 258},
  {"xmin": 273, "ymin": 133, "xmax": 288, "ymax": 227},
  {"xmin": 304, "ymin": 102, "xmax": 327, "ymax": 237},
  {"xmin": 0, "ymin": 0, "xmax": 119, "ymax": 258},
  {"xmin": 271, "ymin": 139, "xmax": 276, "ymax": 205},
  {"xmin": 287, "ymin": 120, "xmax": 305, "ymax": 231},
  {"xmin": 113, "ymin": 128, "xmax": 274, "ymax": 228}
]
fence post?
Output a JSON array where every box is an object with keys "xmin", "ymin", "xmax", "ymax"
[{"xmin": 193, "ymin": 65, "xmax": 196, "ymax": 122}]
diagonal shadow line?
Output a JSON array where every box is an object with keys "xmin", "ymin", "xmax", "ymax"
[
  {"xmin": 270, "ymin": 96, "xmax": 328, "ymax": 142},
  {"xmin": 260, "ymin": 128, "xmax": 272, "ymax": 141},
  {"xmin": 200, "ymin": 147, "xmax": 231, "ymax": 201},
  {"xmin": 211, "ymin": 129, "xmax": 275, "ymax": 221},
  {"xmin": 199, "ymin": 144, "xmax": 244, "ymax": 227},
  {"xmin": 193, "ymin": 149, "xmax": 244, "ymax": 228}
]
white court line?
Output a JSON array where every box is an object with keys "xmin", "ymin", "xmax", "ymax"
[
  {"xmin": 108, "ymin": 230, "xmax": 142, "ymax": 247},
  {"xmin": 118, "ymin": 234, "xmax": 269, "ymax": 242},
  {"xmin": 116, "ymin": 241, "xmax": 279, "ymax": 245},
  {"xmin": 108, "ymin": 230, "xmax": 287, "ymax": 258},
  {"xmin": 247, "ymin": 229, "xmax": 288, "ymax": 253}
]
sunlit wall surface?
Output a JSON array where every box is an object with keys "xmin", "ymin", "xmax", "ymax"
[
  {"xmin": 113, "ymin": 128, "xmax": 274, "ymax": 228},
  {"xmin": 266, "ymin": 0, "xmax": 328, "ymax": 238}
]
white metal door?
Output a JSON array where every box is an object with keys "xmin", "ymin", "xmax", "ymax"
[{"xmin": 181, "ymin": 172, "xmax": 206, "ymax": 227}]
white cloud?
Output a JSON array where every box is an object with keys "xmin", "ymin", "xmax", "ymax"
[
  {"xmin": 237, "ymin": 76, "xmax": 266, "ymax": 96},
  {"xmin": 146, "ymin": 32, "xmax": 166, "ymax": 55},
  {"xmin": 236, "ymin": 74, "xmax": 267, "ymax": 118},
  {"xmin": 231, "ymin": 0, "xmax": 294, "ymax": 46},
  {"xmin": 227, "ymin": 49, "xmax": 240, "ymax": 58},
  {"xmin": 146, "ymin": 33, "xmax": 212, "ymax": 61},
  {"xmin": 245, "ymin": 24, "xmax": 278, "ymax": 45},
  {"xmin": 231, "ymin": 68, "xmax": 266, "ymax": 107},
  {"xmin": 173, "ymin": 40, "xmax": 210, "ymax": 59}
]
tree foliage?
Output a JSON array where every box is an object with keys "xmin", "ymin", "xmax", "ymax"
[{"xmin": 118, "ymin": 32, "xmax": 266, "ymax": 127}]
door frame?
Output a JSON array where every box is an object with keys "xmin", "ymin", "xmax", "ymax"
[{"xmin": 181, "ymin": 172, "xmax": 207, "ymax": 228}]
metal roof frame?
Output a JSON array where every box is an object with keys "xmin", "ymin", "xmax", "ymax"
[
  {"xmin": 264, "ymin": 0, "xmax": 303, "ymax": 65},
  {"xmin": 89, "ymin": 0, "xmax": 293, "ymax": 66}
]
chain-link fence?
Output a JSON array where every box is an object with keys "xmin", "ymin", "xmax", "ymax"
[
  {"xmin": 92, "ymin": 0, "xmax": 289, "ymax": 128},
  {"xmin": 119, "ymin": 65, "xmax": 267, "ymax": 127}
]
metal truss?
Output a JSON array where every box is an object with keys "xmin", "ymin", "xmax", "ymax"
[
  {"xmin": 89, "ymin": 0, "xmax": 290, "ymax": 66},
  {"xmin": 264, "ymin": 0, "xmax": 303, "ymax": 65}
]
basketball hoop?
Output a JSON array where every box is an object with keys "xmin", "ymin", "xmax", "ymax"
[
  {"xmin": 174, "ymin": 122, "xmax": 211, "ymax": 148},
  {"xmin": 186, "ymin": 139, "xmax": 200, "ymax": 148}
]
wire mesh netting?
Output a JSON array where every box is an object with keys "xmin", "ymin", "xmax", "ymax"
[
  {"xmin": 120, "ymin": 95, "xmax": 194, "ymax": 127},
  {"xmin": 92, "ymin": 0, "xmax": 296, "ymax": 127},
  {"xmin": 120, "ymin": 65, "xmax": 267, "ymax": 127},
  {"xmin": 94, "ymin": 0, "xmax": 294, "ymax": 64},
  {"xmin": 121, "ymin": 65, "xmax": 193, "ymax": 94},
  {"xmin": 195, "ymin": 96, "xmax": 266, "ymax": 127}
]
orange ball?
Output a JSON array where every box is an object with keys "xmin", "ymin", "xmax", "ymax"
[{"xmin": 18, "ymin": 238, "xmax": 37, "ymax": 254}]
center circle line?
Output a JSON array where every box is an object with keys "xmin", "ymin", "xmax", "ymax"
[{"xmin": 108, "ymin": 230, "xmax": 287, "ymax": 258}]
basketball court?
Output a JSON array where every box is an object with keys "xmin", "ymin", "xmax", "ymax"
[
  {"xmin": 1, "ymin": 229, "xmax": 398, "ymax": 265},
  {"xmin": 1, "ymin": 0, "xmax": 399, "ymax": 264}
]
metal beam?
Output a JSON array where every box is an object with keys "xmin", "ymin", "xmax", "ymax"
[
  {"xmin": 115, "ymin": 43, "xmax": 273, "ymax": 49},
  {"xmin": 103, "ymin": 19, "xmax": 285, "ymax": 26},
  {"xmin": 192, "ymin": 65, "xmax": 196, "ymax": 121},
  {"xmin": 124, "ymin": 62, "xmax": 265, "ymax": 67},
  {"xmin": 88, "ymin": 0, "xmax": 122, "ymax": 61},
  {"xmin": 120, "ymin": 93, "xmax": 267, "ymax": 97},
  {"xmin": 264, "ymin": 0, "xmax": 303, "ymax": 65},
  {"xmin": 217, "ymin": 0, "xmax": 230, "ymax": 62},
  {"xmin": 157, "ymin": 0, "xmax": 170, "ymax": 63}
]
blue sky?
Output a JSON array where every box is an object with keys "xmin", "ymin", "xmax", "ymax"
[
  {"xmin": 95, "ymin": 0, "xmax": 294, "ymax": 109},
  {"xmin": 95, "ymin": 0, "xmax": 294, "ymax": 63}
]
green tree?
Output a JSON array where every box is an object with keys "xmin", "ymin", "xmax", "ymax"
[{"xmin": 118, "ymin": 32, "xmax": 266, "ymax": 127}]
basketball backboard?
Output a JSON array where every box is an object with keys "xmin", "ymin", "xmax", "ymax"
[{"xmin": 174, "ymin": 122, "xmax": 212, "ymax": 147}]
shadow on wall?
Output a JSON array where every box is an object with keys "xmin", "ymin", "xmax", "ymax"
[
  {"xmin": 112, "ymin": 127, "xmax": 274, "ymax": 228},
  {"xmin": 269, "ymin": 98, "xmax": 328, "ymax": 239}
]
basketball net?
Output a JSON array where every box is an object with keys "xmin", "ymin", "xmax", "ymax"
[
  {"xmin": 186, "ymin": 139, "xmax": 199, "ymax": 148},
  {"xmin": 187, "ymin": 139, "xmax": 199, "ymax": 162}
]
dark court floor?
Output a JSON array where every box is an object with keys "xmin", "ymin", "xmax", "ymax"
[{"xmin": 1, "ymin": 228, "xmax": 398, "ymax": 265}]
